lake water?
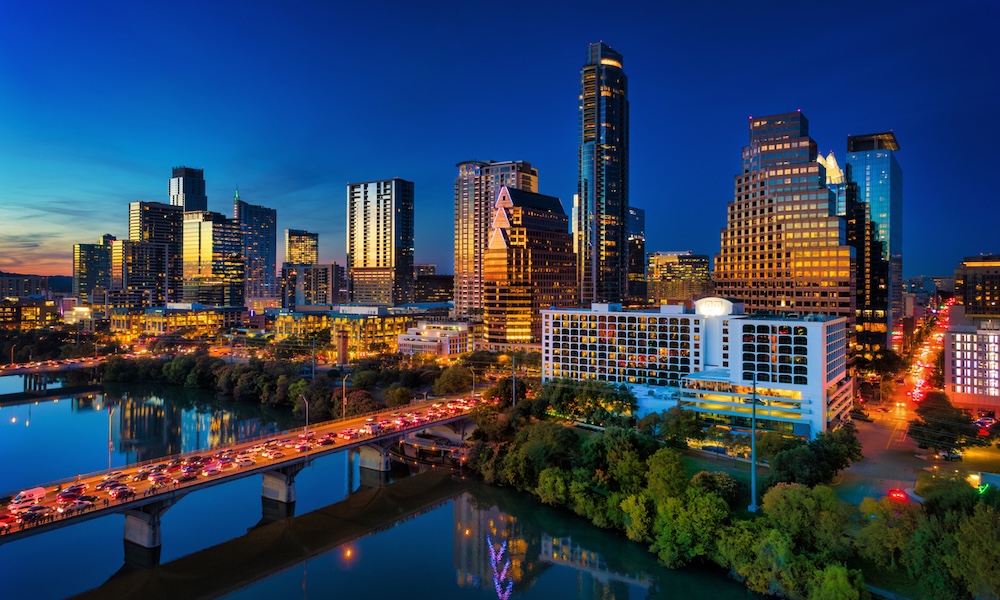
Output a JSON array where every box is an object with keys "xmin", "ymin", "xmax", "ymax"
[{"xmin": 0, "ymin": 381, "xmax": 757, "ymax": 600}]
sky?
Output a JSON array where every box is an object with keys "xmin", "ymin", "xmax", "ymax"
[{"xmin": 0, "ymin": 0, "xmax": 996, "ymax": 279}]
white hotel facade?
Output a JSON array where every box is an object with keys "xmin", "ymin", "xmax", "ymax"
[{"xmin": 541, "ymin": 297, "xmax": 853, "ymax": 439}]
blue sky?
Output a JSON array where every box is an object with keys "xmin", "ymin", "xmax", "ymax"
[{"xmin": 0, "ymin": 0, "xmax": 995, "ymax": 278}]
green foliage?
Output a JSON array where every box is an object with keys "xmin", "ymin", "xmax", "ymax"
[
  {"xmin": 767, "ymin": 425, "xmax": 863, "ymax": 488},
  {"xmin": 649, "ymin": 487, "xmax": 729, "ymax": 568},
  {"xmin": 645, "ymin": 447, "xmax": 688, "ymax": 504},
  {"xmin": 902, "ymin": 512, "xmax": 968, "ymax": 600},
  {"xmin": 537, "ymin": 378, "xmax": 638, "ymax": 427},
  {"xmin": 433, "ymin": 365, "xmax": 472, "ymax": 395},
  {"xmin": 690, "ymin": 471, "xmax": 745, "ymax": 511},
  {"xmin": 638, "ymin": 407, "xmax": 705, "ymax": 448},
  {"xmin": 757, "ymin": 431, "xmax": 804, "ymax": 461},
  {"xmin": 350, "ymin": 370, "xmax": 380, "ymax": 391},
  {"xmin": 485, "ymin": 376, "xmax": 529, "ymax": 409},
  {"xmin": 384, "ymin": 383, "xmax": 413, "ymax": 407},
  {"xmin": 536, "ymin": 467, "xmax": 571, "ymax": 506},
  {"xmin": 620, "ymin": 493, "xmax": 653, "ymax": 542},
  {"xmin": 762, "ymin": 484, "xmax": 854, "ymax": 562},
  {"xmin": 908, "ymin": 391, "xmax": 981, "ymax": 451},
  {"xmin": 807, "ymin": 564, "xmax": 868, "ymax": 600},
  {"xmin": 855, "ymin": 496, "xmax": 921, "ymax": 569},
  {"xmin": 953, "ymin": 503, "xmax": 1000, "ymax": 600}
]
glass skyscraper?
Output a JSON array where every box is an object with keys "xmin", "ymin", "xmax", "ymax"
[
  {"xmin": 168, "ymin": 166, "xmax": 208, "ymax": 212},
  {"xmin": 346, "ymin": 178, "xmax": 414, "ymax": 307},
  {"xmin": 453, "ymin": 160, "xmax": 537, "ymax": 319},
  {"xmin": 129, "ymin": 201, "xmax": 184, "ymax": 303},
  {"xmin": 846, "ymin": 132, "xmax": 902, "ymax": 347},
  {"xmin": 234, "ymin": 190, "xmax": 277, "ymax": 302},
  {"xmin": 576, "ymin": 42, "xmax": 629, "ymax": 305},
  {"xmin": 73, "ymin": 234, "xmax": 115, "ymax": 304},
  {"xmin": 182, "ymin": 211, "xmax": 245, "ymax": 307}
]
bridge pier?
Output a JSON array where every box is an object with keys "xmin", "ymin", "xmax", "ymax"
[
  {"xmin": 23, "ymin": 373, "xmax": 48, "ymax": 393},
  {"xmin": 262, "ymin": 463, "xmax": 306, "ymax": 504},
  {"xmin": 122, "ymin": 496, "xmax": 180, "ymax": 567},
  {"xmin": 356, "ymin": 440, "xmax": 394, "ymax": 472}
]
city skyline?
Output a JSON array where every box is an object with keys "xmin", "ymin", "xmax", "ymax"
[{"xmin": 1, "ymin": 1, "xmax": 996, "ymax": 279}]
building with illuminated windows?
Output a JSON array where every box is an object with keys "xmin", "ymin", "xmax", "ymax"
[
  {"xmin": 946, "ymin": 256, "xmax": 1000, "ymax": 410},
  {"xmin": 346, "ymin": 178, "xmax": 414, "ymax": 307},
  {"xmin": 285, "ymin": 229, "xmax": 319, "ymax": 266},
  {"xmin": 714, "ymin": 111, "xmax": 855, "ymax": 324},
  {"xmin": 234, "ymin": 190, "xmax": 277, "ymax": 302},
  {"xmin": 454, "ymin": 160, "xmax": 538, "ymax": 319},
  {"xmin": 182, "ymin": 211, "xmax": 245, "ymax": 307},
  {"xmin": 576, "ymin": 41, "xmax": 630, "ymax": 305},
  {"xmin": 73, "ymin": 234, "xmax": 115, "ymax": 305},
  {"xmin": 168, "ymin": 166, "xmax": 208, "ymax": 211},
  {"xmin": 110, "ymin": 239, "xmax": 169, "ymax": 306},
  {"xmin": 646, "ymin": 251, "xmax": 712, "ymax": 305},
  {"xmin": 483, "ymin": 186, "xmax": 576, "ymax": 345},
  {"xmin": 626, "ymin": 207, "xmax": 646, "ymax": 305},
  {"xmin": 846, "ymin": 133, "xmax": 903, "ymax": 347},
  {"xmin": 130, "ymin": 201, "xmax": 184, "ymax": 303},
  {"xmin": 280, "ymin": 263, "xmax": 340, "ymax": 307},
  {"xmin": 397, "ymin": 321, "xmax": 470, "ymax": 357},
  {"xmin": 541, "ymin": 297, "xmax": 852, "ymax": 439},
  {"xmin": 272, "ymin": 306, "xmax": 414, "ymax": 359}
]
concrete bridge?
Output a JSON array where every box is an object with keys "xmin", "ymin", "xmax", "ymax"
[{"xmin": 0, "ymin": 400, "xmax": 476, "ymax": 565}]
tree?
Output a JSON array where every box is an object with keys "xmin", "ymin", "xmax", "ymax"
[
  {"xmin": 645, "ymin": 447, "xmax": 688, "ymax": 504},
  {"xmin": 350, "ymin": 370, "xmax": 380, "ymax": 391},
  {"xmin": 902, "ymin": 512, "xmax": 967, "ymax": 600},
  {"xmin": 855, "ymin": 496, "xmax": 921, "ymax": 569},
  {"xmin": 536, "ymin": 467, "xmax": 571, "ymax": 506},
  {"xmin": 384, "ymin": 384, "xmax": 413, "ymax": 408},
  {"xmin": 908, "ymin": 391, "xmax": 980, "ymax": 451},
  {"xmin": 757, "ymin": 432, "xmax": 803, "ymax": 462},
  {"xmin": 638, "ymin": 407, "xmax": 705, "ymax": 447},
  {"xmin": 953, "ymin": 503, "xmax": 1000, "ymax": 600},
  {"xmin": 762, "ymin": 484, "xmax": 854, "ymax": 562},
  {"xmin": 808, "ymin": 564, "xmax": 868, "ymax": 600},
  {"xmin": 649, "ymin": 487, "xmax": 730, "ymax": 568},
  {"xmin": 620, "ymin": 493, "xmax": 653, "ymax": 542},
  {"xmin": 433, "ymin": 365, "xmax": 472, "ymax": 395},
  {"xmin": 486, "ymin": 376, "xmax": 528, "ymax": 408},
  {"xmin": 690, "ymin": 471, "xmax": 744, "ymax": 511}
]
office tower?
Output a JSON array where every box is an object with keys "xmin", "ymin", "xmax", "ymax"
[
  {"xmin": 714, "ymin": 111, "xmax": 855, "ymax": 322},
  {"xmin": 413, "ymin": 264, "xmax": 436, "ymax": 278},
  {"xmin": 483, "ymin": 186, "xmax": 576, "ymax": 344},
  {"xmin": 414, "ymin": 275, "xmax": 454, "ymax": 303},
  {"xmin": 627, "ymin": 207, "xmax": 646, "ymax": 304},
  {"xmin": 234, "ymin": 190, "xmax": 277, "ymax": 302},
  {"xmin": 346, "ymin": 178, "xmax": 414, "ymax": 307},
  {"xmin": 647, "ymin": 251, "xmax": 713, "ymax": 305},
  {"xmin": 182, "ymin": 211, "xmax": 244, "ymax": 307},
  {"xmin": 280, "ymin": 263, "xmax": 339, "ymax": 307},
  {"xmin": 844, "ymin": 168, "xmax": 890, "ymax": 357},
  {"xmin": 73, "ymin": 234, "xmax": 115, "ymax": 304},
  {"xmin": 576, "ymin": 41, "xmax": 629, "ymax": 305},
  {"xmin": 110, "ymin": 239, "xmax": 169, "ymax": 306},
  {"xmin": 946, "ymin": 255, "xmax": 1000, "ymax": 409},
  {"xmin": 168, "ymin": 166, "xmax": 208, "ymax": 212},
  {"xmin": 129, "ymin": 201, "xmax": 184, "ymax": 303},
  {"xmin": 285, "ymin": 229, "xmax": 319, "ymax": 265},
  {"xmin": 846, "ymin": 132, "xmax": 903, "ymax": 346},
  {"xmin": 454, "ymin": 160, "xmax": 538, "ymax": 319}
]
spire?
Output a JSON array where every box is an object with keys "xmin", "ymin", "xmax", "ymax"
[{"xmin": 234, "ymin": 186, "xmax": 240, "ymax": 202}]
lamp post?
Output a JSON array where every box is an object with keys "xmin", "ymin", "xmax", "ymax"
[
  {"xmin": 470, "ymin": 366, "xmax": 476, "ymax": 399},
  {"xmin": 748, "ymin": 376, "xmax": 759, "ymax": 513},
  {"xmin": 298, "ymin": 394, "xmax": 310, "ymax": 437},
  {"xmin": 342, "ymin": 373, "xmax": 350, "ymax": 421},
  {"xmin": 10, "ymin": 343, "xmax": 15, "ymax": 365}
]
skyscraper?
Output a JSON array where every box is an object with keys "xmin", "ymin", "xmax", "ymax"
[
  {"xmin": 129, "ymin": 201, "xmax": 184, "ymax": 303},
  {"xmin": 182, "ymin": 211, "xmax": 244, "ymax": 307},
  {"xmin": 234, "ymin": 190, "xmax": 277, "ymax": 302},
  {"xmin": 454, "ymin": 160, "xmax": 538, "ymax": 319},
  {"xmin": 110, "ymin": 239, "xmax": 169, "ymax": 306},
  {"xmin": 168, "ymin": 166, "xmax": 208, "ymax": 212},
  {"xmin": 627, "ymin": 207, "xmax": 646, "ymax": 304},
  {"xmin": 482, "ymin": 186, "xmax": 576, "ymax": 344},
  {"xmin": 846, "ymin": 132, "xmax": 903, "ymax": 347},
  {"xmin": 285, "ymin": 229, "xmax": 319, "ymax": 265},
  {"xmin": 73, "ymin": 234, "xmax": 115, "ymax": 304},
  {"xmin": 280, "ymin": 263, "xmax": 339, "ymax": 308},
  {"xmin": 844, "ymin": 166, "xmax": 890, "ymax": 357},
  {"xmin": 714, "ymin": 111, "xmax": 855, "ymax": 321},
  {"xmin": 576, "ymin": 41, "xmax": 629, "ymax": 305},
  {"xmin": 346, "ymin": 178, "xmax": 414, "ymax": 306},
  {"xmin": 647, "ymin": 251, "xmax": 713, "ymax": 305}
]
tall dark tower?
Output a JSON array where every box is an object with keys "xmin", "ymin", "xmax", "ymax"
[
  {"xmin": 169, "ymin": 166, "xmax": 208, "ymax": 212},
  {"xmin": 576, "ymin": 42, "xmax": 629, "ymax": 305}
]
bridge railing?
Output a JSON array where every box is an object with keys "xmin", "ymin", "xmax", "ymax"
[{"xmin": 0, "ymin": 396, "xmax": 466, "ymax": 500}]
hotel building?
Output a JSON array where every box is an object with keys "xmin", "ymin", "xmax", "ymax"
[
  {"xmin": 346, "ymin": 178, "xmax": 414, "ymax": 307},
  {"xmin": 285, "ymin": 229, "xmax": 319, "ymax": 265},
  {"xmin": 945, "ymin": 256, "xmax": 1000, "ymax": 410},
  {"xmin": 541, "ymin": 297, "xmax": 852, "ymax": 439},
  {"xmin": 397, "ymin": 321, "xmax": 471, "ymax": 357}
]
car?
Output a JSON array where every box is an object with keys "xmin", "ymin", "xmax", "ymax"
[
  {"xmin": 236, "ymin": 458, "xmax": 256, "ymax": 468},
  {"xmin": 887, "ymin": 488, "xmax": 908, "ymax": 502},
  {"xmin": 938, "ymin": 449, "xmax": 962, "ymax": 461},
  {"xmin": 201, "ymin": 466, "xmax": 221, "ymax": 477},
  {"xmin": 76, "ymin": 494, "xmax": 98, "ymax": 503},
  {"xmin": 57, "ymin": 500, "xmax": 93, "ymax": 513},
  {"xmin": 0, "ymin": 514, "xmax": 15, "ymax": 530},
  {"xmin": 102, "ymin": 471, "xmax": 126, "ymax": 481},
  {"xmin": 64, "ymin": 483, "xmax": 88, "ymax": 494},
  {"xmin": 295, "ymin": 444, "xmax": 311, "ymax": 453},
  {"xmin": 174, "ymin": 473, "xmax": 198, "ymax": 484},
  {"xmin": 56, "ymin": 492, "xmax": 80, "ymax": 503}
]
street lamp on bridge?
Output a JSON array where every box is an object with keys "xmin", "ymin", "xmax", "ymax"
[
  {"xmin": 298, "ymin": 394, "xmax": 310, "ymax": 437},
  {"xmin": 341, "ymin": 373, "xmax": 350, "ymax": 421}
]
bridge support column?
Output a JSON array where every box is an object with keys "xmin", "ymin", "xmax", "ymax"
[
  {"xmin": 122, "ymin": 496, "xmax": 179, "ymax": 567},
  {"xmin": 357, "ymin": 441, "xmax": 394, "ymax": 472},
  {"xmin": 262, "ymin": 463, "xmax": 305, "ymax": 504}
]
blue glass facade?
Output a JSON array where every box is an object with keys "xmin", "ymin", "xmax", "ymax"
[{"xmin": 846, "ymin": 133, "xmax": 902, "ymax": 340}]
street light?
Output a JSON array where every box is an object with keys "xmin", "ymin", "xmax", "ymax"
[
  {"xmin": 298, "ymin": 394, "xmax": 310, "ymax": 437},
  {"xmin": 470, "ymin": 366, "xmax": 477, "ymax": 399},
  {"xmin": 341, "ymin": 373, "xmax": 350, "ymax": 421},
  {"xmin": 10, "ymin": 343, "xmax": 15, "ymax": 365},
  {"xmin": 748, "ymin": 375, "xmax": 759, "ymax": 513}
]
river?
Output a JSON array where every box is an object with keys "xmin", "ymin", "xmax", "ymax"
[{"xmin": 0, "ymin": 380, "xmax": 757, "ymax": 600}]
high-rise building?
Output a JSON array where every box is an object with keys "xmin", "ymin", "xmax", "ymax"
[
  {"xmin": 714, "ymin": 111, "xmax": 855, "ymax": 322},
  {"xmin": 413, "ymin": 264, "xmax": 436, "ymax": 278},
  {"xmin": 280, "ymin": 263, "xmax": 339, "ymax": 308},
  {"xmin": 73, "ymin": 234, "xmax": 115, "ymax": 304},
  {"xmin": 955, "ymin": 255, "xmax": 1000, "ymax": 318},
  {"xmin": 346, "ymin": 178, "xmax": 414, "ymax": 306},
  {"xmin": 234, "ymin": 190, "xmax": 277, "ymax": 302},
  {"xmin": 947, "ymin": 256, "xmax": 1000, "ymax": 409},
  {"xmin": 454, "ymin": 160, "xmax": 538, "ymax": 319},
  {"xmin": 576, "ymin": 42, "xmax": 629, "ymax": 305},
  {"xmin": 285, "ymin": 229, "xmax": 319, "ymax": 265},
  {"xmin": 627, "ymin": 207, "xmax": 646, "ymax": 304},
  {"xmin": 482, "ymin": 186, "xmax": 576, "ymax": 345},
  {"xmin": 129, "ymin": 201, "xmax": 184, "ymax": 303},
  {"xmin": 110, "ymin": 239, "xmax": 169, "ymax": 306},
  {"xmin": 844, "ymin": 168, "xmax": 890, "ymax": 357},
  {"xmin": 647, "ymin": 251, "xmax": 713, "ymax": 305},
  {"xmin": 182, "ymin": 211, "xmax": 244, "ymax": 307},
  {"xmin": 168, "ymin": 166, "xmax": 208, "ymax": 212},
  {"xmin": 846, "ymin": 132, "xmax": 903, "ymax": 344}
]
